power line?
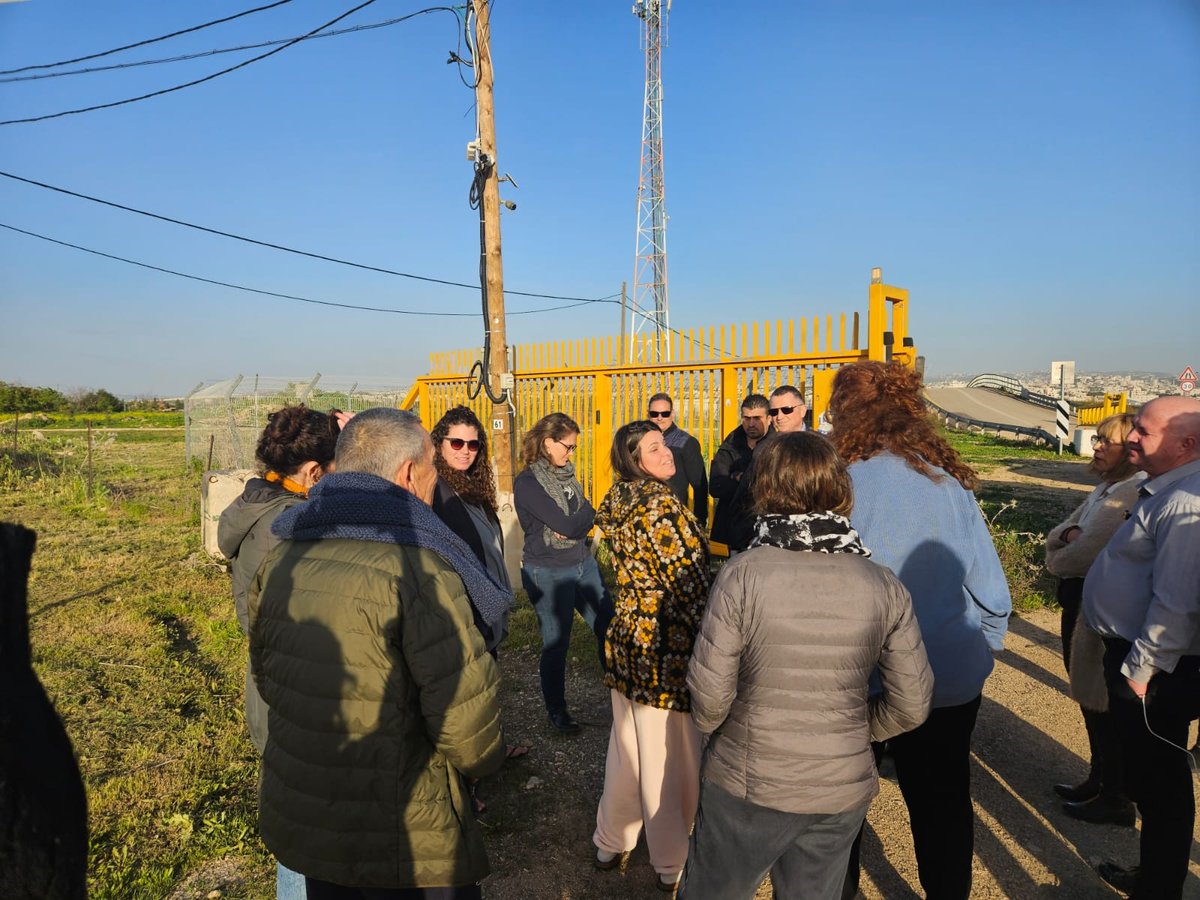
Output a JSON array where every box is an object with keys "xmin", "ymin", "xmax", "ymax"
[
  {"xmin": 0, "ymin": 0, "xmax": 298, "ymax": 76},
  {"xmin": 0, "ymin": 222, "xmax": 605, "ymax": 318},
  {"xmin": 0, "ymin": 11, "xmax": 458, "ymax": 84},
  {"xmin": 0, "ymin": 170, "xmax": 613, "ymax": 302},
  {"xmin": 0, "ymin": 0, "xmax": 395, "ymax": 126}
]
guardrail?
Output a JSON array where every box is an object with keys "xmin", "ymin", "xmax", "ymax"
[
  {"xmin": 925, "ymin": 397, "xmax": 1060, "ymax": 448},
  {"xmin": 966, "ymin": 373, "xmax": 1063, "ymax": 411}
]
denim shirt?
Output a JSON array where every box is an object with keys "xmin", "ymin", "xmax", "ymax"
[
  {"xmin": 1083, "ymin": 457, "xmax": 1200, "ymax": 683},
  {"xmin": 848, "ymin": 453, "xmax": 1011, "ymax": 709}
]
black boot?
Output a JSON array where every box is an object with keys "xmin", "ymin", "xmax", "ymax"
[
  {"xmin": 1062, "ymin": 793, "xmax": 1136, "ymax": 827},
  {"xmin": 1053, "ymin": 772, "xmax": 1100, "ymax": 803}
]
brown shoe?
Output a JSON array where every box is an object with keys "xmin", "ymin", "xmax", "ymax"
[{"xmin": 594, "ymin": 851, "xmax": 621, "ymax": 871}]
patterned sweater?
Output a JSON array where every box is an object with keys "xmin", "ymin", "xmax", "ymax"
[{"xmin": 595, "ymin": 479, "xmax": 713, "ymax": 711}]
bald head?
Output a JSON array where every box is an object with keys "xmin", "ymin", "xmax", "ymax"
[{"xmin": 1126, "ymin": 396, "xmax": 1200, "ymax": 478}]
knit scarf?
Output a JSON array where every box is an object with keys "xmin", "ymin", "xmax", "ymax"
[
  {"xmin": 530, "ymin": 457, "xmax": 584, "ymax": 550},
  {"xmin": 271, "ymin": 471, "xmax": 514, "ymax": 650},
  {"xmin": 748, "ymin": 511, "xmax": 871, "ymax": 556}
]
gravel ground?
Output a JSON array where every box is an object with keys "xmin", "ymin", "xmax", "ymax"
[{"xmin": 478, "ymin": 605, "xmax": 1200, "ymax": 899}]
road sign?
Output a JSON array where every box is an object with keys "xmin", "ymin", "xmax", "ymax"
[
  {"xmin": 1055, "ymin": 399, "xmax": 1071, "ymax": 454},
  {"xmin": 1180, "ymin": 366, "xmax": 1196, "ymax": 394}
]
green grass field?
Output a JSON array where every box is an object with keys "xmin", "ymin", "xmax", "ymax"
[
  {"xmin": 0, "ymin": 426, "xmax": 1078, "ymax": 898},
  {"xmin": 1, "ymin": 410, "xmax": 184, "ymax": 430}
]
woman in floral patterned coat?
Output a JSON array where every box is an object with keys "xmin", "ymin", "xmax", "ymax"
[{"xmin": 591, "ymin": 419, "xmax": 713, "ymax": 894}]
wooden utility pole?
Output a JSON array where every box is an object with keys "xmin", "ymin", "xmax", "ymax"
[{"xmin": 472, "ymin": 0, "xmax": 513, "ymax": 493}]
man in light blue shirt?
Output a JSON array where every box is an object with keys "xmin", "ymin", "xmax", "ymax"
[{"xmin": 1083, "ymin": 395, "xmax": 1200, "ymax": 899}]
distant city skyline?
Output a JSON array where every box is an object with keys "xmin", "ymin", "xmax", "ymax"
[{"xmin": 2, "ymin": 1, "xmax": 1197, "ymax": 395}]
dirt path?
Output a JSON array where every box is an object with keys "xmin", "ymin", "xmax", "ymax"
[{"xmin": 479, "ymin": 605, "xmax": 1200, "ymax": 899}]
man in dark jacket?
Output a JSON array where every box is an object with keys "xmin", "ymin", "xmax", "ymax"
[
  {"xmin": 648, "ymin": 392, "xmax": 709, "ymax": 528},
  {"xmin": 708, "ymin": 394, "xmax": 770, "ymax": 548},
  {"xmin": 249, "ymin": 408, "xmax": 508, "ymax": 900}
]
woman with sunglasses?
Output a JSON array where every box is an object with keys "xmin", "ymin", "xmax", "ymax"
[
  {"xmin": 431, "ymin": 406, "xmax": 513, "ymax": 650},
  {"xmin": 515, "ymin": 412, "xmax": 614, "ymax": 734},
  {"xmin": 1045, "ymin": 413, "xmax": 1143, "ymax": 826},
  {"xmin": 431, "ymin": 406, "xmax": 526, "ymax": 815}
]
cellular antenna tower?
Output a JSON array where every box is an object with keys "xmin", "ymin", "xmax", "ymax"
[{"xmin": 630, "ymin": 0, "xmax": 670, "ymax": 361}]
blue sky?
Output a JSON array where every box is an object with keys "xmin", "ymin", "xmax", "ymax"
[{"xmin": 1, "ymin": 0, "xmax": 1197, "ymax": 396}]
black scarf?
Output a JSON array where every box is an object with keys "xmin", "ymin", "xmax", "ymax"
[{"xmin": 748, "ymin": 512, "xmax": 871, "ymax": 556}]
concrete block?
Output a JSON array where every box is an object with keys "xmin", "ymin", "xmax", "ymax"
[{"xmin": 201, "ymin": 469, "xmax": 256, "ymax": 558}]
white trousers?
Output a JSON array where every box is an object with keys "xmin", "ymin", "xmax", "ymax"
[{"xmin": 593, "ymin": 690, "xmax": 702, "ymax": 877}]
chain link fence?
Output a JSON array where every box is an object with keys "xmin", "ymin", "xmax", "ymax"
[{"xmin": 185, "ymin": 374, "xmax": 411, "ymax": 470}]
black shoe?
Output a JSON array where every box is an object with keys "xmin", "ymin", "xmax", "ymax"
[
  {"xmin": 1062, "ymin": 795, "xmax": 1136, "ymax": 827},
  {"xmin": 1053, "ymin": 776, "xmax": 1100, "ymax": 803},
  {"xmin": 549, "ymin": 710, "xmax": 581, "ymax": 734},
  {"xmin": 1096, "ymin": 861, "xmax": 1137, "ymax": 895}
]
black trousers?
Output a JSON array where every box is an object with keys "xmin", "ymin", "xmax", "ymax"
[
  {"xmin": 1058, "ymin": 578, "xmax": 1125, "ymax": 797},
  {"xmin": 305, "ymin": 879, "xmax": 482, "ymax": 900},
  {"xmin": 1102, "ymin": 638, "xmax": 1200, "ymax": 900},
  {"xmin": 844, "ymin": 695, "xmax": 981, "ymax": 900}
]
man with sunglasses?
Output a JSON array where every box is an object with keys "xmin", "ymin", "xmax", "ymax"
[
  {"xmin": 647, "ymin": 392, "xmax": 709, "ymax": 529},
  {"xmin": 709, "ymin": 393, "xmax": 771, "ymax": 549},
  {"xmin": 768, "ymin": 385, "xmax": 808, "ymax": 434}
]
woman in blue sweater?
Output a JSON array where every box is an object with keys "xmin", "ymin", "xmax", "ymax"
[
  {"xmin": 829, "ymin": 361, "xmax": 1011, "ymax": 900},
  {"xmin": 515, "ymin": 412, "xmax": 614, "ymax": 734}
]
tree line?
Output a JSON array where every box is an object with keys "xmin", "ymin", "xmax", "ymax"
[{"xmin": 0, "ymin": 382, "xmax": 130, "ymax": 414}]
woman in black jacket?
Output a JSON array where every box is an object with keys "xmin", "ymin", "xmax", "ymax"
[{"xmin": 431, "ymin": 405, "xmax": 513, "ymax": 636}]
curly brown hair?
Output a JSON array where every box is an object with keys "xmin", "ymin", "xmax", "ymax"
[
  {"xmin": 431, "ymin": 406, "xmax": 497, "ymax": 513},
  {"xmin": 828, "ymin": 361, "xmax": 977, "ymax": 490},
  {"xmin": 255, "ymin": 405, "xmax": 341, "ymax": 476}
]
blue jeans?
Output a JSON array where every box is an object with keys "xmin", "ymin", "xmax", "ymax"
[
  {"xmin": 521, "ymin": 556, "xmax": 613, "ymax": 715},
  {"xmin": 278, "ymin": 861, "xmax": 307, "ymax": 899}
]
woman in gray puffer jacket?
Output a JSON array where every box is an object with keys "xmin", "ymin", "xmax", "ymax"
[{"xmin": 679, "ymin": 432, "xmax": 933, "ymax": 900}]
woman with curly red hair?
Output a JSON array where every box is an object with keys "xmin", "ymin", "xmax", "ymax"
[{"xmin": 829, "ymin": 361, "xmax": 1011, "ymax": 900}]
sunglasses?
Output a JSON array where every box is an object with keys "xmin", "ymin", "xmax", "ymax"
[
  {"xmin": 445, "ymin": 437, "xmax": 481, "ymax": 452},
  {"xmin": 647, "ymin": 410, "xmax": 672, "ymax": 418},
  {"xmin": 769, "ymin": 406, "xmax": 797, "ymax": 417}
]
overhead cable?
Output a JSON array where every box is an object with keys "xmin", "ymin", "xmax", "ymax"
[
  {"xmin": 0, "ymin": 0, "xmax": 297, "ymax": 76},
  {"xmin": 0, "ymin": 11, "xmax": 457, "ymax": 84},
  {"xmin": 0, "ymin": 0, "xmax": 392, "ymax": 126},
  {"xmin": 0, "ymin": 170, "xmax": 613, "ymax": 302},
  {"xmin": 0, "ymin": 223, "xmax": 604, "ymax": 318}
]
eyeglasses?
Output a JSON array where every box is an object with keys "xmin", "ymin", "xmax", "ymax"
[
  {"xmin": 446, "ymin": 437, "xmax": 481, "ymax": 452},
  {"xmin": 1090, "ymin": 435, "xmax": 1113, "ymax": 449},
  {"xmin": 554, "ymin": 438, "xmax": 577, "ymax": 453},
  {"xmin": 647, "ymin": 410, "xmax": 672, "ymax": 418},
  {"xmin": 769, "ymin": 406, "xmax": 797, "ymax": 417}
]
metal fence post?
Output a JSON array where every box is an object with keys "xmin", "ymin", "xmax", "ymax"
[
  {"xmin": 183, "ymin": 381, "xmax": 204, "ymax": 464},
  {"xmin": 299, "ymin": 373, "xmax": 321, "ymax": 405},
  {"xmin": 225, "ymin": 375, "xmax": 244, "ymax": 469}
]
